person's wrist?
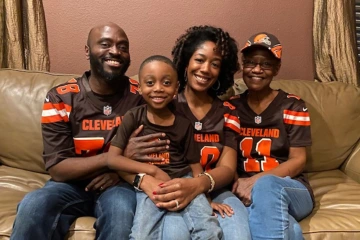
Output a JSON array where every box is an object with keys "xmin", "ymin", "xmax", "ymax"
[
  {"xmin": 149, "ymin": 165, "xmax": 158, "ymax": 177},
  {"xmin": 139, "ymin": 174, "xmax": 150, "ymax": 191},
  {"xmin": 196, "ymin": 175, "xmax": 211, "ymax": 194},
  {"xmin": 198, "ymin": 172, "xmax": 215, "ymax": 193},
  {"xmin": 101, "ymin": 152, "xmax": 109, "ymax": 167}
]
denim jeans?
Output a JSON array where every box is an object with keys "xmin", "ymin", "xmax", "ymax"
[
  {"xmin": 10, "ymin": 180, "xmax": 136, "ymax": 240},
  {"xmin": 248, "ymin": 175, "xmax": 313, "ymax": 240},
  {"xmin": 212, "ymin": 189, "xmax": 251, "ymax": 240},
  {"xmin": 131, "ymin": 181, "xmax": 222, "ymax": 239},
  {"xmin": 162, "ymin": 189, "xmax": 250, "ymax": 240}
]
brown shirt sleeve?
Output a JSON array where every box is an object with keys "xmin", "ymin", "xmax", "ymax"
[
  {"xmin": 284, "ymin": 99, "xmax": 312, "ymax": 147},
  {"xmin": 111, "ymin": 110, "xmax": 137, "ymax": 150}
]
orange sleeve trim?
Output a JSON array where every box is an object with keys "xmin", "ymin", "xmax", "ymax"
[
  {"xmin": 41, "ymin": 115, "xmax": 69, "ymax": 123},
  {"xmin": 283, "ymin": 119, "xmax": 310, "ymax": 126},
  {"xmin": 43, "ymin": 102, "xmax": 72, "ymax": 112},
  {"xmin": 224, "ymin": 113, "xmax": 240, "ymax": 124},
  {"xmin": 224, "ymin": 113, "xmax": 241, "ymax": 133},
  {"xmin": 224, "ymin": 123, "xmax": 241, "ymax": 133},
  {"xmin": 283, "ymin": 109, "xmax": 309, "ymax": 117}
]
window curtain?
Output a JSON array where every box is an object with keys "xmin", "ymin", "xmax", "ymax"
[
  {"xmin": 313, "ymin": 0, "xmax": 360, "ymax": 87},
  {"xmin": 0, "ymin": 0, "xmax": 49, "ymax": 71}
]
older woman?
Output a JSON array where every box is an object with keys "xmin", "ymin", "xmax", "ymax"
[{"xmin": 231, "ymin": 32, "xmax": 314, "ymax": 240}]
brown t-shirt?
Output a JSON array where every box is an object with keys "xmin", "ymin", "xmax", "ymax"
[
  {"xmin": 230, "ymin": 89, "xmax": 314, "ymax": 203},
  {"xmin": 111, "ymin": 105, "xmax": 199, "ymax": 179},
  {"xmin": 41, "ymin": 71, "xmax": 144, "ymax": 170}
]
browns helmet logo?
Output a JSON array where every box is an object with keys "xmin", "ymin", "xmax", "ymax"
[
  {"xmin": 254, "ymin": 34, "xmax": 271, "ymax": 46},
  {"xmin": 271, "ymin": 45, "xmax": 282, "ymax": 59}
]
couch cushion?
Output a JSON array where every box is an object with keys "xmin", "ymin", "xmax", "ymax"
[
  {"xmin": 66, "ymin": 217, "xmax": 96, "ymax": 240},
  {"xmin": 0, "ymin": 165, "xmax": 97, "ymax": 239},
  {"xmin": 0, "ymin": 165, "xmax": 49, "ymax": 238},
  {"xmin": 0, "ymin": 69, "xmax": 79, "ymax": 173},
  {"xmin": 233, "ymin": 79, "xmax": 360, "ymax": 172},
  {"xmin": 302, "ymin": 170, "xmax": 360, "ymax": 239}
]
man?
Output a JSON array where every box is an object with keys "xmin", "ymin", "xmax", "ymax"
[{"xmin": 11, "ymin": 22, "xmax": 167, "ymax": 240}]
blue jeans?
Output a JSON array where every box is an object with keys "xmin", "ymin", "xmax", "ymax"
[
  {"xmin": 212, "ymin": 189, "xmax": 251, "ymax": 240},
  {"xmin": 162, "ymin": 189, "xmax": 250, "ymax": 240},
  {"xmin": 248, "ymin": 175, "xmax": 313, "ymax": 240},
  {"xmin": 10, "ymin": 180, "xmax": 136, "ymax": 240},
  {"xmin": 131, "ymin": 186, "xmax": 222, "ymax": 239}
]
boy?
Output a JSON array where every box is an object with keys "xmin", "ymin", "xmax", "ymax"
[{"xmin": 107, "ymin": 55, "xmax": 222, "ymax": 240}]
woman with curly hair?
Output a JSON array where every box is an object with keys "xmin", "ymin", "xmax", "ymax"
[{"xmin": 124, "ymin": 26, "xmax": 251, "ymax": 239}]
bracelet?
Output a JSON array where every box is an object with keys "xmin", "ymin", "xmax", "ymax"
[{"xmin": 198, "ymin": 172, "xmax": 215, "ymax": 193}]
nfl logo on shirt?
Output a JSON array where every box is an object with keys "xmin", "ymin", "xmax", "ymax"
[
  {"xmin": 103, "ymin": 105, "xmax": 112, "ymax": 116},
  {"xmin": 194, "ymin": 121, "xmax": 202, "ymax": 131},
  {"xmin": 254, "ymin": 116, "xmax": 262, "ymax": 124}
]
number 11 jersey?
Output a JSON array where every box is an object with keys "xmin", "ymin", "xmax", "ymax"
[{"xmin": 230, "ymin": 89, "xmax": 312, "ymax": 190}]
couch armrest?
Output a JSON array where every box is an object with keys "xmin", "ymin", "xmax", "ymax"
[{"xmin": 341, "ymin": 139, "xmax": 360, "ymax": 183}]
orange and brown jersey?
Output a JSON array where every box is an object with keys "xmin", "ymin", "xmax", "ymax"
[
  {"xmin": 111, "ymin": 105, "xmax": 199, "ymax": 179},
  {"xmin": 230, "ymin": 89, "xmax": 313, "ymax": 198},
  {"xmin": 174, "ymin": 92, "xmax": 240, "ymax": 172},
  {"xmin": 230, "ymin": 89, "xmax": 311, "ymax": 174},
  {"xmin": 41, "ymin": 71, "xmax": 144, "ymax": 170}
]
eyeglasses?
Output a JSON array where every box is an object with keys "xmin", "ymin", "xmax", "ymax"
[{"xmin": 243, "ymin": 60, "xmax": 276, "ymax": 70}]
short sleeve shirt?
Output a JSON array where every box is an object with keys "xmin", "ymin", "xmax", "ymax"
[
  {"xmin": 111, "ymin": 105, "xmax": 199, "ymax": 178},
  {"xmin": 230, "ymin": 89, "xmax": 314, "ymax": 202},
  {"xmin": 174, "ymin": 92, "xmax": 240, "ymax": 172},
  {"xmin": 41, "ymin": 71, "xmax": 144, "ymax": 170}
]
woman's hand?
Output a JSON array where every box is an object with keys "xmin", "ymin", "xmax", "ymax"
[
  {"xmin": 211, "ymin": 202, "xmax": 234, "ymax": 218},
  {"xmin": 123, "ymin": 125, "xmax": 169, "ymax": 162},
  {"xmin": 232, "ymin": 176, "xmax": 257, "ymax": 206},
  {"xmin": 85, "ymin": 172, "xmax": 120, "ymax": 192},
  {"xmin": 153, "ymin": 177, "xmax": 206, "ymax": 211}
]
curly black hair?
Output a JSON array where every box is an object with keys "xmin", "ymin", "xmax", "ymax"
[{"xmin": 171, "ymin": 25, "xmax": 240, "ymax": 97}]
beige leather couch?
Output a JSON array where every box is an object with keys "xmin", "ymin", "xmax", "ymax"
[{"xmin": 0, "ymin": 68, "xmax": 360, "ymax": 239}]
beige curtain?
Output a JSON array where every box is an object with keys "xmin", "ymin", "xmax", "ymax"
[
  {"xmin": 0, "ymin": 0, "xmax": 49, "ymax": 71},
  {"xmin": 313, "ymin": 0, "xmax": 360, "ymax": 87}
]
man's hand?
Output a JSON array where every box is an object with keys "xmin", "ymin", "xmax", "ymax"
[
  {"xmin": 232, "ymin": 176, "xmax": 257, "ymax": 206},
  {"xmin": 123, "ymin": 125, "xmax": 169, "ymax": 162},
  {"xmin": 85, "ymin": 172, "xmax": 120, "ymax": 192}
]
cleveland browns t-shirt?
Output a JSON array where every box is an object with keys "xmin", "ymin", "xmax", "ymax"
[
  {"xmin": 230, "ymin": 89, "xmax": 314, "ymax": 201},
  {"xmin": 174, "ymin": 92, "xmax": 240, "ymax": 172},
  {"xmin": 41, "ymin": 71, "xmax": 144, "ymax": 170},
  {"xmin": 111, "ymin": 105, "xmax": 199, "ymax": 179}
]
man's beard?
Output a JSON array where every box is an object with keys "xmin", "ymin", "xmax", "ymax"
[{"xmin": 89, "ymin": 53, "xmax": 130, "ymax": 83}]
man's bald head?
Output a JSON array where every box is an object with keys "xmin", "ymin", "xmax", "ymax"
[
  {"xmin": 87, "ymin": 22, "xmax": 128, "ymax": 46},
  {"xmin": 85, "ymin": 22, "xmax": 131, "ymax": 84}
]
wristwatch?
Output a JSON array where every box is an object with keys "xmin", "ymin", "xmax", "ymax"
[{"xmin": 133, "ymin": 173, "xmax": 146, "ymax": 191}]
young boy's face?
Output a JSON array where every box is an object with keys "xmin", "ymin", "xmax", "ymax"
[{"xmin": 139, "ymin": 61, "xmax": 178, "ymax": 110}]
